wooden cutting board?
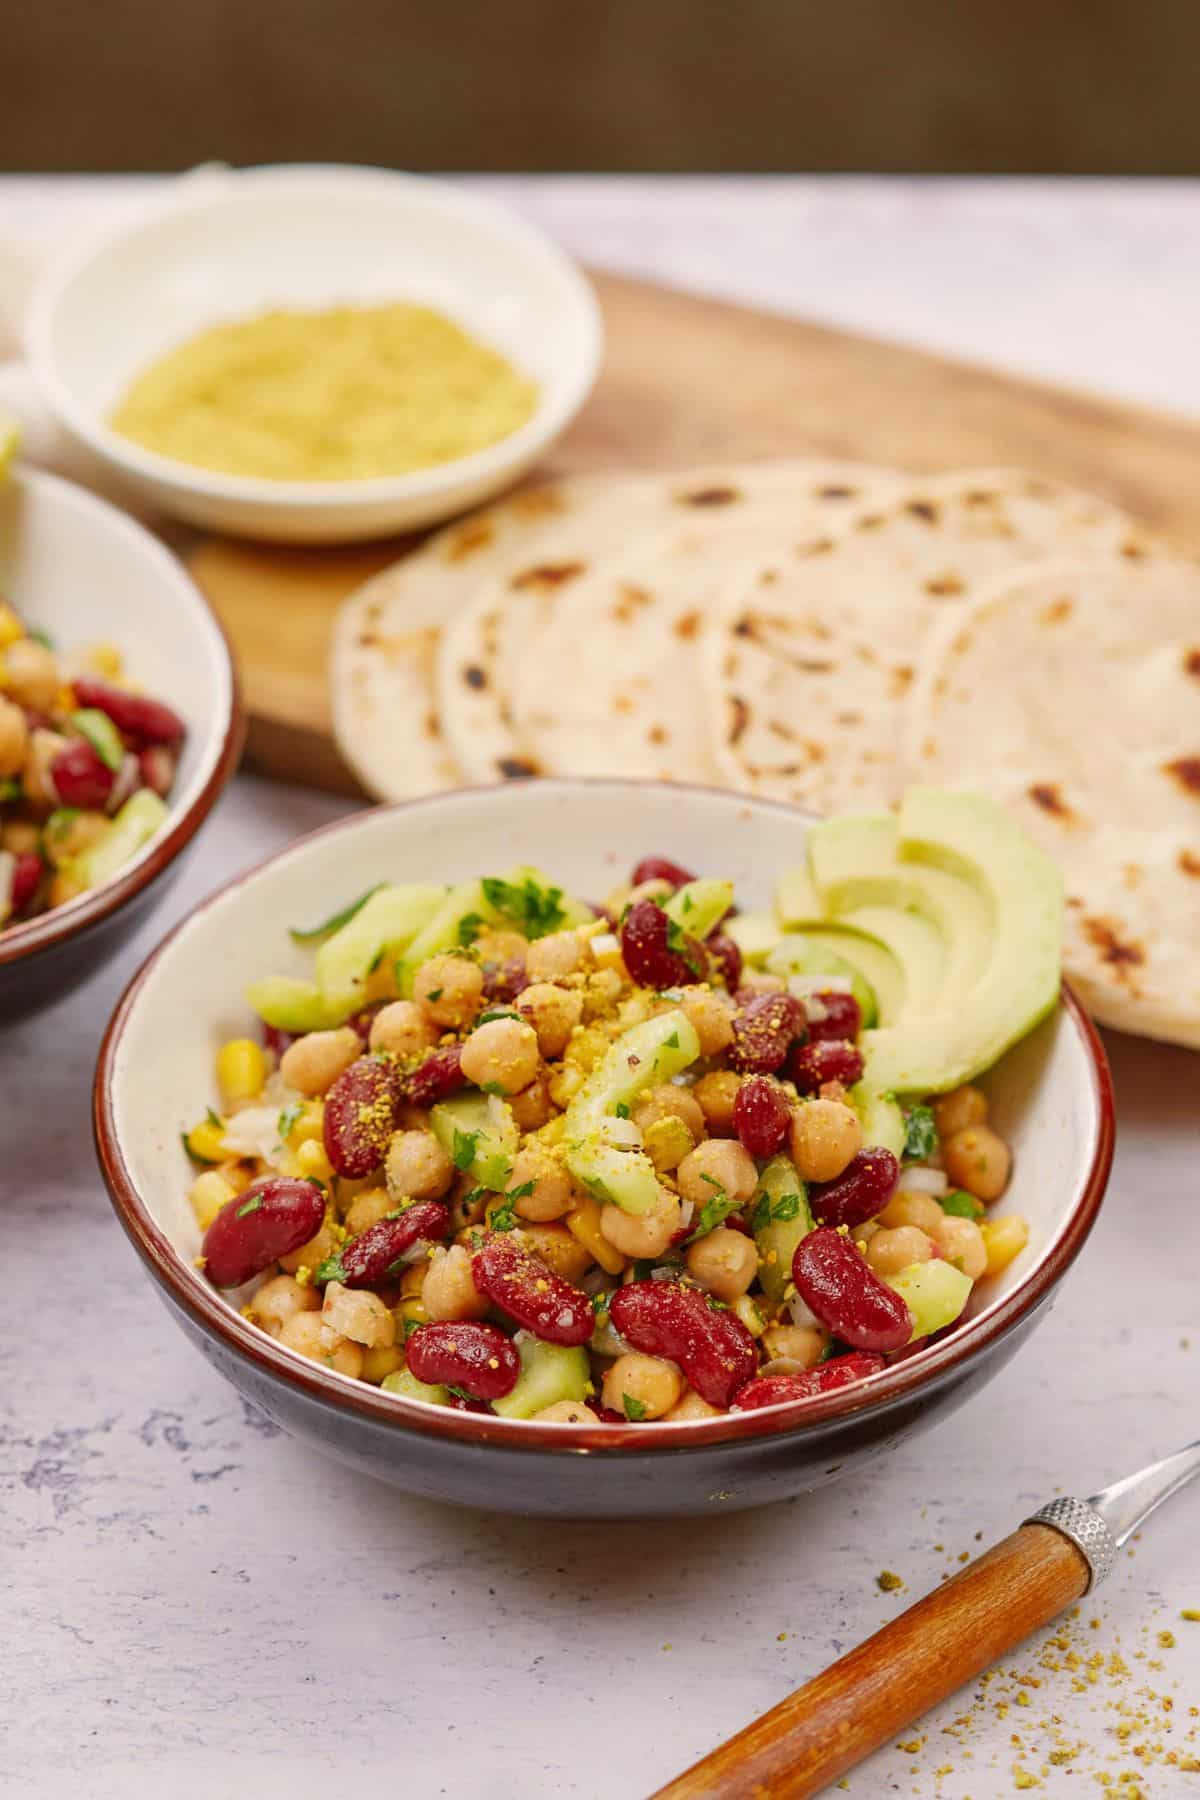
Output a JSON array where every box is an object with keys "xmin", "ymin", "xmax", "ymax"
[{"xmin": 187, "ymin": 269, "xmax": 1200, "ymax": 795}]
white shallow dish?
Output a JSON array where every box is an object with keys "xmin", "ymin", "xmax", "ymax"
[
  {"xmin": 23, "ymin": 165, "xmax": 603, "ymax": 544},
  {"xmin": 95, "ymin": 780, "xmax": 1113, "ymax": 1516}
]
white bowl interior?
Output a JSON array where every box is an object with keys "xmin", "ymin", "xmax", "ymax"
[
  {"xmin": 109, "ymin": 782, "xmax": 1104, "ymax": 1395},
  {"xmin": 0, "ymin": 467, "xmax": 232, "ymax": 887},
  {"xmin": 33, "ymin": 167, "xmax": 599, "ymax": 498}
]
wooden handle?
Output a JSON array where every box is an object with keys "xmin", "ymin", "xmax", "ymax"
[{"xmin": 651, "ymin": 1523, "xmax": 1089, "ymax": 1800}]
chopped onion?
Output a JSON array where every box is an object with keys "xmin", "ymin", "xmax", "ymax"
[
  {"xmin": 787, "ymin": 972, "xmax": 854, "ymax": 997},
  {"xmin": 896, "ymin": 1166, "xmax": 948, "ymax": 1196},
  {"xmin": 760, "ymin": 1356, "xmax": 805, "ymax": 1377},
  {"xmin": 590, "ymin": 931, "xmax": 620, "ymax": 961},
  {"xmin": 678, "ymin": 1199, "xmax": 695, "ymax": 1228},
  {"xmin": 220, "ymin": 1105, "xmax": 288, "ymax": 1164},
  {"xmin": 106, "ymin": 752, "xmax": 141, "ymax": 814},
  {"xmin": 786, "ymin": 1292, "xmax": 822, "ymax": 1329},
  {"xmin": 601, "ymin": 1115, "xmax": 643, "ymax": 1150}
]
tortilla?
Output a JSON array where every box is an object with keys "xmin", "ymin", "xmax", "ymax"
[
  {"xmin": 486, "ymin": 462, "xmax": 902, "ymax": 783},
  {"xmin": 905, "ymin": 554, "xmax": 1200, "ymax": 1048},
  {"xmin": 705, "ymin": 469, "xmax": 1151, "ymax": 816}
]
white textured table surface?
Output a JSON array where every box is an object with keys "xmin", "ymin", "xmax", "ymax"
[{"xmin": 3, "ymin": 178, "xmax": 1199, "ymax": 1800}]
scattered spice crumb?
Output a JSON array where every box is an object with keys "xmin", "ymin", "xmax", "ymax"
[
  {"xmin": 661, "ymin": 1642, "xmax": 672, "ymax": 1651},
  {"xmin": 897, "ymin": 1737, "xmax": 924, "ymax": 1754},
  {"xmin": 877, "ymin": 1570, "xmax": 904, "ymax": 1592},
  {"xmin": 1182, "ymin": 1610, "xmax": 1200, "ymax": 1623},
  {"xmin": 1012, "ymin": 1765, "xmax": 1039, "ymax": 1789},
  {"xmin": 1159, "ymin": 1630, "xmax": 1177, "ymax": 1649}
]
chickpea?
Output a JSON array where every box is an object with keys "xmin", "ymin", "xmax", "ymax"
[
  {"xmin": 508, "ymin": 1144, "xmax": 574, "ymax": 1222},
  {"xmin": 600, "ymin": 1189, "xmax": 683, "ymax": 1260},
  {"xmin": 413, "ymin": 953, "xmax": 484, "ymax": 1029},
  {"xmin": 369, "ymin": 1000, "xmax": 437, "ymax": 1060},
  {"xmin": 602, "ymin": 1351, "xmax": 683, "ymax": 1420},
  {"xmin": 738, "ymin": 970, "xmax": 785, "ymax": 996},
  {"xmin": 678, "ymin": 985, "xmax": 735, "ymax": 1056},
  {"xmin": 663, "ymin": 1389, "xmax": 723, "ymax": 1421},
  {"xmin": 633, "ymin": 1082, "xmax": 707, "ymax": 1142},
  {"xmin": 0, "ymin": 696, "xmax": 28, "ymax": 779},
  {"xmin": 342, "ymin": 1187, "xmax": 393, "ymax": 1236},
  {"xmin": 422, "ymin": 1244, "xmax": 488, "ymax": 1320},
  {"xmin": 692, "ymin": 1069, "xmax": 742, "ymax": 1136},
  {"xmin": 460, "ymin": 1016, "xmax": 540, "ymax": 1095},
  {"xmin": 279, "ymin": 1217, "xmax": 339, "ymax": 1276},
  {"xmin": 1, "ymin": 817, "xmax": 39, "ymax": 855},
  {"xmin": 524, "ymin": 929, "xmax": 586, "ymax": 983},
  {"xmin": 399, "ymin": 1259, "xmax": 430, "ymax": 1299},
  {"xmin": 321, "ymin": 1281, "xmax": 397, "ymax": 1349},
  {"xmin": 385, "ymin": 1128, "xmax": 454, "ymax": 1202},
  {"xmin": 532, "ymin": 1401, "xmax": 599, "ymax": 1424},
  {"xmin": 934, "ymin": 1084, "xmax": 988, "ymax": 1140},
  {"xmin": 277, "ymin": 1312, "xmax": 364, "ymax": 1378},
  {"xmin": 866, "ymin": 1225, "xmax": 935, "ymax": 1276},
  {"xmin": 252, "ymin": 1273, "xmax": 319, "ymax": 1335},
  {"xmin": 22, "ymin": 728, "xmax": 67, "ymax": 807},
  {"xmin": 361, "ymin": 1343, "xmax": 405, "ymax": 1383},
  {"xmin": 519, "ymin": 1223, "xmax": 592, "ymax": 1282},
  {"xmin": 879, "ymin": 1188, "xmax": 944, "ymax": 1233},
  {"xmin": 509, "ymin": 1073, "xmax": 554, "ymax": 1132},
  {"xmin": 929, "ymin": 1213, "xmax": 988, "ymax": 1280},
  {"xmin": 516, "ymin": 981, "xmax": 584, "ymax": 1059},
  {"xmin": 279, "ymin": 1027, "xmax": 361, "ymax": 1097},
  {"xmin": 5, "ymin": 637, "xmax": 59, "ymax": 711},
  {"xmin": 685, "ymin": 1226, "xmax": 758, "ymax": 1301},
  {"xmin": 473, "ymin": 927, "xmax": 530, "ymax": 964},
  {"xmin": 447, "ymin": 1177, "xmax": 489, "ymax": 1232},
  {"xmin": 790, "ymin": 1098, "xmax": 863, "ymax": 1183},
  {"xmin": 761, "ymin": 1323, "xmax": 828, "ymax": 1369},
  {"xmin": 676, "ymin": 1138, "xmax": 758, "ymax": 1210},
  {"xmin": 43, "ymin": 808, "xmax": 108, "ymax": 868},
  {"xmin": 942, "ymin": 1125, "xmax": 1011, "ymax": 1203}
]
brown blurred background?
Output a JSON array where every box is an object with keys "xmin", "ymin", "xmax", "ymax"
[{"xmin": 5, "ymin": 0, "xmax": 1199, "ymax": 173}]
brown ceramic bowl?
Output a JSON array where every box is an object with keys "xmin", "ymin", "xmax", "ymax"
[
  {"xmin": 0, "ymin": 467, "xmax": 241, "ymax": 1019},
  {"xmin": 94, "ymin": 781, "xmax": 1114, "ymax": 1516}
]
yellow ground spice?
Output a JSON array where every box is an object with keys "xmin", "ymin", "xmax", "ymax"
[{"xmin": 110, "ymin": 303, "xmax": 538, "ymax": 482}]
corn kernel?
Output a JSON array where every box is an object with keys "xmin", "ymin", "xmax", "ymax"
[
  {"xmin": 733, "ymin": 1293, "xmax": 767, "ymax": 1337},
  {"xmin": 184, "ymin": 1115, "xmax": 228, "ymax": 1163},
  {"xmin": 296, "ymin": 1138, "xmax": 333, "ymax": 1182},
  {"xmin": 215, "ymin": 1038, "xmax": 267, "ymax": 1106},
  {"xmin": 0, "ymin": 605, "xmax": 22, "ymax": 649},
  {"xmin": 83, "ymin": 642, "xmax": 123, "ymax": 679},
  {"xmin": 364, "ymin": 959, "xmax": 400, "ymax": 1004},
  {"xmin": 548, "ymin": 1065, "xmax": 585, "ymax": 1108},
  {"xmin": 643, "ymin": 1114, "xmax": 695, "ymax": 1173},
  {"xmin": 589, "ymin": 932, "xmax": 627, "ymax": 975},
  {"xmin": 399, "ymin": 1262, "xmax": 429, "ymax": 1298},
  {"xmin": 48, "ymin": 871, "xmax": 84, "ymax": 909},
  {"xmin": 361, "ymin": 1343, "xmax": 405, "ymax": 1383},
  {"xmin": 284, "ymin": 1099, "xmax": 325, "ymax": 1148},
  {"xmin": 396, "ymin": 1296, "xmax": 428, "ymax": 1331},
  {"xmin": 216, "ymin": 1159, "xmax": 252, "ymax": 1194},
  {"xmin": 980, "ymin": 1214, "xmax": 1029, "ymax": 1276},
  {"xmin": 54, "ymin": 685, "xmax": 76, "ymax": 715},
  {"xmin": 566, "ymin": 1195, "xmax": 625, "ymax": 1275},
  {"xmin": 190, "ymin": 1170, "xmax": 236, "ymax": 1230}
]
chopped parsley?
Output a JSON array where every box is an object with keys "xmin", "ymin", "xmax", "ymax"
[
  {"xmin": 44, "ymin": 807, "xmax": 80, "ymax": 842},
  {"xmin": 664, "ymin": 914, "xmax": 704, "ymax": 975},
  {"xmin": 426, "ymin": 987, "xmax": 444, "ymax": 1002},
  {"xmin": 488, "ymin": 1178, "xmax": 536, "ymax": 1232},
  {"xmin": 450, "ymin": 1127, "xmax": 481, "ymax": 1171},
  {"xmin": 614, "ymin": 1101, "xmax": 631, "ymax": 1119},
  {"xmin": 622, "ymin": 1394, "xmax": 648, "ymax": 1421},
  {"xmin": 0, "ymin": 777, "xmax": 20, "ymax": 803},
  {"xmin": 206, "ymin": 1107, "xmax": 223, "ymax": 1129},
  {"xmin": 940, "ymin": 1189, "xmax": 984, "ymax": 1219},
  {"xmin": 235, "ymin": 1194, "xmax": 265, "ymax": 1218},
  {"xmin": 277, "ymin": 1101, "xmax": 305, "ymax": 1142},
  {"xmin": 457, "ymin": 913, "xmax": 485, "ymax": 947},
  {"xmin": 591, "ymin": 1290, "xmax": 612, "ymax": 1315},
  {"xmin": 314, "ymin": 1250, "xmax": 344, "ymax": 1283},
  {"xmin": 477, "ymin": 1008, "xmax": 521, "ymax": 1025},
  {"xmin": 481, "ymin": 875, "xmax": 567, "ymax": 940},
  {"xmin": 288, "ymin": 882, "xmax": 385, "ymax": 944},
  {"xmin": 749, "ymin": 1190, "xmax": 804, "ymax": 1232},
  {"xmin": 684, "ymin": 1187, "xmax": 742, "ymax": 1243},
  {"xmin": 664, "ymin": 1031, "xmax": 680, "ymax": 1050},
  {"xmin": 27, "ymin": 627, "xmax": 54, "ymax": 651},
  {"xmin": 902, "ymin": 1104, "xmax": 938, "ymax": 1162}
]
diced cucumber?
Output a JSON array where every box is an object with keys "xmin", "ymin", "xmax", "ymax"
[
  {"xmin": 71, "ymin": 707, "xmax": 124, "ymax": 772},
  {"xmin": 766, "ymin": 934, "xmax": 881, "ymax": 1028},
  {"xmin": 430, "ymin": 1091, "xmax": 517, "ymax": 1190},
  {"xmin": 564, "ymin": 1009, "xmax": 700, "ymax": 1216},
  {"xmin": 851, "ymin": 1086, "xmax": 907, "ymax": 1159},
  {"xmin": 69, "ymin": 789, "xmax": 167, "ymax": 891},
  {"xmin": 395, "ymin": 879, "xmax": 493, "ymax": 993},
  {"xmin": 491, "ymin": 1336, "xmax": 590, "ymax": 1420},
  {"xmin": 289, "ymin": 883, "xmax": 386, "ymax": 944},
  {"xmin": 885, "ymin": 1260, "xmax": 973, "ymax": 1341},
  {"xmin": 722, "ymin": 910, "xmax": 780, "ymax": 966},
  {"xmin": 315, "ymin": 883, "xmax": 443, "ymax": 1015},
  {"xmin": 244, "ymin": 975, "xmax": 343, "ymax": 1034},
  {"xmin": 382, "ymin": 1368, "xmax": 449, "ymax": 1406},
  {"xmin": 662, "ymin": 878, "xmax": 734, "ymax": 941},
  {"xmin": 751, "ymin": 1153, "xmax": 814, "ymax": 1306}
]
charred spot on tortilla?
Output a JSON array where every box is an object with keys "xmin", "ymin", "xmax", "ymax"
[
  {"xmin": 837, "ymin": 711, "xmax": 863, "ymax": 727},
  {"xmin": 733, "ymin": 615, "xmax": 757, "ymax": 640},
  {"xmin": 905, "ymin": 500, "xmax": 939, "ymax": 525},
  {"xmin": 1119, "ymin": 539, "xmax": 1149, "ymax": 560},
  {"xmin": 510, "ymin": 560, "xmax": 586, "ymax": 592},
  {"xmin": 855, "ymin": 513, "xmax": 885, "ymax": 532},
  {"xmin": 768, "ymin": 719, "xmax": 796, "ymax": 742},
  {"xmin": 445, "ymin": 516, "xmax": 496, "ymax": 560},
  {"xmin": 1178, "ymin": 849, "xmax": 1200, "ymax": 878},
  {"xmin": 796, "ymin": 537, "xmax": 834, "ymax": 558},
  {"xmin": 1040, "ymin": 596, "xmax": 1075, "ymax": 625},
  {"xmin": 514, "ymin": 485, "xmax": 568, "ymax": 520},
  {"xmin": 1028, "ymin": 782, "xmax": 1074, "ymax": 820},
  {"xmin": 816, "ymin": 484, "xmax": 857, "ymax": 500},
  {"xmin": 1184, "ymin": 649, "xmax": 1200, "ymax": 680},
  {"xmin": 924, "ymin": 573, "xmax": 966, "ymax": 597},
  {"xmin": 647, "ymin": 724, "xmax": 669, "ymax": 746},
  {"xmin": 728, "ymin": 695, "xmax": 750, "ymax": 746},
  {"xmin": 463, "ymin": 664, "xmax": 488, "ymax": 690},
  {"xmin": 497, "ymin": 757, "xmax": 539, "ymax": 779},
  {"xmin": 1082, "ymin": 914, "xmax": 1145, "ymax": 973},
  {"xmin": 673, "ymin": 610, "xmax": 701, "ymax": 641},
  {"xmin": 424, "ymin": 709, "xmax": 441, "ymax": 740},
  {"xmin": 889, "ymin": 665, "xmax": 914, "ymax": 697},
  {"xmin": 677, "ymin": 485, "xmax": 741, "ymax": 507},
  {"xmin": 1122, "ymin": 863, "xmax": 1144, "ymax": 890},
  {"xmin": 758, "ymin": 567, "xmax": 780, "ymax": 587},
  {"xmin": 1163, "ymin": 755, "xmax": 1200, "ymax": 796},
  {"xmin": 963, "ymin": 490, "xmax": 999, "ymax": 507}
]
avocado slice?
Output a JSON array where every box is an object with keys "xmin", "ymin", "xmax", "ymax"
[
  {"xmin": 837, "ymin": 904, "xmax": 946, "ymax": 1015},
  {"xmin": 430, "ymin": 1092, "xmax": 517, "ymax": 1190},
  {"xmin": 315, "ymin": 882, "xmax": 443, "ymax": 1015},
  {"xmin": 767, "ymin": 932, "xmax": 888, "ymax": 1028},
  {"xmin": 564, "ymin": 1009, "xmax": 701, "ymax": 1215},
  {"xmin": 860, "ymin": 789, "xmax": 1063, "ymax": 1095},
  {"xmin": 774, "ymin": 862, "xmax": 823, "ymax": 926},
  {"xmin": 491, "ymin": 1336, "xmax": 591, "ymax": 1420},
  {"xmin": 751, "ymin": 1153, "xmax": 815, "ymax": 1306},
  {"xmin": 723, "ymin": 910, "xmax": 781, "ymax": 966}
]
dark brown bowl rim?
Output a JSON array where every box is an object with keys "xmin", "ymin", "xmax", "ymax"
[
  {"xmin": 0, "ymin": 554, "xmax": 244, "ymax": 971},
  {"xmin": 93, "ymin": 779, "xmax": 1115, "ymax": 1458}
]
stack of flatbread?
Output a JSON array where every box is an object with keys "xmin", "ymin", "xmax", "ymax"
[{"xmin": 331, "ymin": 461, "xmax": 1200, "ymax": 1049}]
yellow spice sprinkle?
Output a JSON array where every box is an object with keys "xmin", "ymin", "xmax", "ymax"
[{"xmin": 877, "ymin": 1570, "xmax": 904, "ymax": 1592}]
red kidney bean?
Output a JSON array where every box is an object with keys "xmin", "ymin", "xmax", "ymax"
[
  {"xmin": 732, "ymin": 1075, "xmax": 793, "ymax": 1158},
  {"xmin": 728, "ymin": 992, "xmax": 807, "ymax": 1074},
  {"xmin": 807, "ymin": 990, "xmax": 863, "ymax": 1043},
  {"xmin": 619, "ymin": 898, "xmax": 706, "ymax": 989},
  {"xmin": 138, "ymin": 743, "xmax": 177, "ymax": 797},
  {"xmin": 733, "ymin": 1353, "xmax": 887, "ymax": 1410},
  {"xmin": 405, "ymin": 1320, "xmax": 520, "ymax": 1400},
  {"xmin": 323, "ymin": 1054, "xmax": 401, "ymax": 1177},
  {"xmin": 203, "ymin": 1176, "xmax": 326, "ymax": 1288},
  {"xmin": 792, "ymin": 1227, "xmax": 913, "ymax": 1352},
  {"xmin": 482, "ymin": 957, "xmax": 530, "ymax": 1002},
  {"xmin": 9, "ymin": 851, "xmax": 43, "ymax": 916},
  {"xmin": 49, "ymin": 739, "xmax": 114, "ymax": 810},
  {"xmin": 592, "ymin": 1404, "xmax": 628, "ymax": 1424},
  {"xmin": 609, "ymin": 1281, "xmax": 757, "ymax": 1407},
  {"xmin": 72, "ymin": 676, "xmax": 185, "ymax": 747},
  {"xmin": 105, "ymin": 752, "xmax": 141, "ymax": 815},
  {"xmin": 262, "ymin": 1022, "xmax": 298, "ymax": 1059},
  {"xmin": 471, "ymin": 1238, "xmax": 594, "ymax": 1346},
  {"xmin": 346, "ymin": 1002, "xmax": 383, "ymax": 1043},
  {"xmin": 404, "ymin": 1042, "xmax": 467, "ymax": 1109},
  {"xmin": 320, "ymin": 1201, "xmax": 450, "ymax": 1289},
  {"xmin": 788, "ymin": 1038, "xmax": 865, "ymax": 1094},
  {"xmin": 631, "ymin": 855, "xmax": 696, "ymax": 891},
  {"xmin": 446, "ymin": 1394, "xmax": 494, "ymax": 1413},
  {"xmin": 706, "ymin": 932, "xmax": 743, "ymax": 993},
  {"xmin": 810, "ymin": 1149, "xmax": 900, "ymax": 1230}
]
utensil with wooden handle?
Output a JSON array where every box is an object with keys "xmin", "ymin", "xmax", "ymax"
[{"xmin": 652, "ymin": 1440, "xmax": 1200, "ymax": 1800}]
